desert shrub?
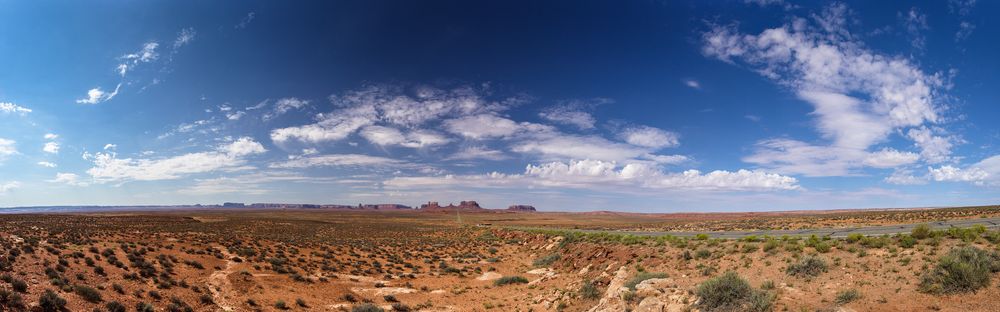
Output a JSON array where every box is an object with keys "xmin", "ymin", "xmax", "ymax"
[
  {"xmin": 579, "ymin": 281, "xmax": 600, "ymax": 299},
  {"xmin": 625, "ymin": 272, "xmax": 667, "ymax": 290},
  {"xmin": 786, "ymin": 256, "xmax": 827, "ymax": 277},
  {"xmin": 696, "ymin": 249, "xmax": 713, "ymax": 259},
  {"xmin": 985, "ymin": 231, "xmax": 1000, "ymax": 244},
  {"xmin": 919, "ymin": 246, "xmax": 1000, "ymax": 294},
  {"xmin": 74, "ymin": 285, "xmax": 102, "ymax": 303},
  {"xmin": 741, "ymin": 244, "xmax": 758, "ymax": 253},
  {"xmin": 835, "ymin": 289, "xmax": 861, "ymax": 305},
  {"xmin": 391, "ymin": 302, "xmax": 411, "ymax": 311},
  {"xmin": 352, "ymin": 303, "xmax": 385, "ymax": 312},
  {"xmin": 814, "ymin": 242, "xmax": 831, "ymax": 253},
  {"xmin": 105, "ymin": 301, "xmax": 127, "ymax": 312},
  {"xmin": 39, "ymin": 290, "xmax": 66, "ymax": 312},
  {"xmin": 695, "ymin": 234, "xmax": 710, "ymax": 240},
  {"xmin": 898, "ymin": 234, "xmax": 917, "ymax": 248},
  {"xmin": 912, "ymin": 224, "xmax": 932, "ymax": 239},
  {"xmin": 494, "ymin": 276, "xmax": 529, "ymax": 286},
  {"xmin": 846, "ymin": 233, "xmax": 864, "ymax": 243},
  {"xmin": 296, "ymin": 298, "xmax": 308, "ymax": 307},
  {"xmin": 274, "ymin": 300, "xmax": 288, "ymax": 310},
  {"xmin": 0, "ymin": 289, "xmax": 26, "ymax": 310},
  {"xmin": 10, "ymin": 278, "xmax": 27, "ymax": 293},
  {"xmin": 532, "ymin": 253, "xmax": 560, "ymax": 267},
  {"xmin": 696, "ymin": 271, "xmax": 774, "ymax": 312},
  {"xmin": 135, "ymin": 302, "xmax": 155, "ymax": 312}
]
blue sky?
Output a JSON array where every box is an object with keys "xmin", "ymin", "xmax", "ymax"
[{"xmin": 1, "ymin": 0, "xmax": 999, "ymax": 211}]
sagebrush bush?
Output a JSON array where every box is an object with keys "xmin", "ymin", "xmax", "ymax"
[
  {"xmin": 352, "ymin": 303, "xmax": 385, "ymax": 312},
  {"xmin": 494, "ymin": 276, "xmax": 529, "ymax": 286},
  {"xmin": 74, "ymin": 285, "xmax": 102, "ymax": 303},
  {"xmin": 696, "ymin": 271, "xmax": 774, "ymax": 312},
  {"xmin": 786, "ymin": 256, "xmax": 827, "ymax": 277},
  {"xmin": 579, "ymin": 281, "xmax": 600, "ymax": 299},
  {"xmin": 919, "ymin": 246, "xmax": 1000, "ymax": 294},
  {"xmin": 39, "ymin": 290, "xmax": 66, "ymax": 312},
  {"xmin": 532, "ymin": 253, "xmax": 560, "ymax": 267},
  {"xmin": 912, "ymin": 224, "xmax": 932, "ymax": 239},
  {"xmin": 835, "ymin": 289, "xmax": 861, "ymax": 304}
]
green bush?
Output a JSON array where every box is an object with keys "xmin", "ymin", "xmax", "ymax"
[
  {"xmin": 919, "ymin": 246, "xmax": 1000, "ymax": 294},
  {"xmin": 352, "ymin": 303, "xmax": 385, "ymax": 312},
  {"xmin": 74, "ymin": 285, "xmax": 102, "ymax": 303},
  {"xmin": 814, "ymin": 242, "xmax": 831, "ymax": 253},
  {"xmin": 532, "ymin": 253, "xmax": 560, "ymax": 267},
  {"xmin": 579, "ymin": 281, "xmax": 601, "ymax": 299},
  {"xmin": 39, "ymin": 290, "xmax": 66, "ymax": 312},
  {"xmin": 912, "ymin": 224, "xmax": 932, "ymax": 239},
  {"xmin": 846, "ymin": 233, "xmax": 865, "ymax": 243},
  {"xmin": 835, "ymin": 289, "xmax": 861, "ymax": 304},
  {"xmin": 494, "ymin": 276, "xmax": 529, "ymax": 286},
  {"xmin": 105, "ymin": 301, "xmax": 127, "ymax": 312},
  {"xmin": 696, "ymin": 271, "xmax": 774, "ymax": 312},
  {"xmin": 786, "ymin": 256, "xmax": 827, "ymax": 277},
  {"xmin": 624, "ymin": 272, "xmax": 668, "ymax": 290},
  {"xmin": 898, "ymin": 234, "xmax": 917, "ymax": 248}
]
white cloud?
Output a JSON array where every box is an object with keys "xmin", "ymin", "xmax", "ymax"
[
  {"xmin": 50, "ymin": 173, "xmax": 88, "ymax": 186},
  {"xmin": 235, "ymin": 12, "xmax": 256, "ymax": 29},
  {"xmin": 359, "ymin": 126, "xmax": 406, "ymax": 146},
  {"xmin": 0, "ymin": 102, "xmax": 31, "ymax": 115},
  {"xmin": 884, "ymin": 170, "xmax": 928, "ymax": 185},
  {"xmin": 863, "ymin": 148, "xmax": 920, "ymax": 168},
  {"xmin": 37, "ymin": 161, "xmax": 57, "ymax": 168},
  {"xmin": 173, "ymin": 27, "xmax": 196, "ymax": 49},
  {"xmin": 443, "ymin": 114, "xmax": 522, "ymax": 139},
  {"xmin": 703, "ymin": 6, "xmax": 945, "ymax": 175},
  {"xmin": 84, "ymin": 137, "xmax": 266, "ymax": 183},
  {"xmin": 0, "ymin": 181, "xmax": 19, "ymax": 195},
  {"xmin": 42, "ymin": 142, "xmax": 60, "ymax": 154},
  {"xmin": 103, "ymin": 144, "xmax": 117, "ymax": 150},
  {"xmin": 619, "ymin": 125, "xmax": 680, "ymax": 149},
  {"xmin": 386, "ymin": 159, "xmax": 800, "ymax": 192},
  {"xmin": 684, "ymin": 79, "xmax": 701, "ymax": 89},
  {"xmin": 445, "ymin": 146, "xmax": 509, "ymax": 161},
  {"xmin": 269, "ymin": 154, "xmax": 404, "ymax": 169},
  {"xmin": 539, "ymin": 107, "xmax": 596, "ymax": 130},
  {"xmin": 263, "ymin": 97, "xmax": 310, "ymax": 120},
  {"xmin": 117, "ymin": 42, "xmax": 159, "ymax": 76},
  {"xmin": 271, "ymin": 85, "xmax": 525, "ymax": 145},
  {"xmin": 226, "ymin": 111, "xmax": 246, "ymax": 120},
  {"xmin": 76, "ymin": 84, "xmax": 121, "ymax": 104},
  {"xmin": 512, "ymin": 135, "xmax": 650, "ymax": 162},
  {"xmin": 901, "ymin": 7, "xmax": 929, "ymax": 50},
  {"xmin": 929, "ymin": 165, "xmax": 988, "ymax": 184},
  {"xmin": 44, "ymin": 133, "xmax": 58, "ymax": 140},
  {"xmin": 907, "ymin": 127, "xmax": 954, "ymax": 163},
  {"xmin": 0, "ymin": 138, "xmax": 15, "ymax": 160}
]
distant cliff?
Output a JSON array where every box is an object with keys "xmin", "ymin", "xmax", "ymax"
[{"xmin": 506, "ymin": 205, "xmax": 536, "ymax": 212}]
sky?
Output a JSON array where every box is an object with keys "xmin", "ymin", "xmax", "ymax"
[{"xmin": 1, "ymin": 0, "xmax": 999, "ymax": 212}]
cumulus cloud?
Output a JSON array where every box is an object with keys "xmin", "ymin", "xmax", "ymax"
[
  {"xmin": 263, "ymin": 97, "xmax": 310, "ymax": 120},
  {"xmin": 0, "ymin": 138, "xmax": 15, "ymax": 160},
  {"xmin": 84, "ymin": 137, "xmax": 266, "ymax": 183},
  {"xmin": 37, "ymin": 161, "xmax": 57, "ymax": 168},
  {"xmin": 271, "ymin": 85, "xmax": 521, "ymax": 144},
  {"xmin": 445, "ymin": 146, "xmax": 509, "ymax": 161},
  {"xmin": 703, "ymin": 4, "xmax": 946, "ymax": 176},
  {"xmin": 618, "ymin": 125, "xmax": 680, "ymax": 149},
  {"xmin": 907, "ymin": 127, "xmax": 955, "ymax": 164},
  {"xmin": 385, "ymin": 159, "xmax": 800, "ymax": 192},
  {"xmin": 0, "ymin": 102, "xmax": 32, "ymax": 115},
  {"xmin": 42, "ymin": 142, "xmax": 60, "ymax": 154},
  {"xmin": 49, "ymin": 173, "xmax": 88, "ymax": 186},
  {"xmin": 269, "ymin": 154, "xmax": 405, "ymax": 169},
  {"xmin": 929, "ymin": 165, "xmax": 988, "ymax": 184},
  {"xmin": 863, "ymin": 148, "xmax": 920, "ymax": 168},
  {"xmin": 76, "ymin": 84, "xmax": 121, "ymax": 104},
  {"xmin": 538, "ymin": 99, "xmax": 609, "ymax": 129},
  {"xmin": 0, "ymin": 181, "xmax": 19, "ymax": 195}
]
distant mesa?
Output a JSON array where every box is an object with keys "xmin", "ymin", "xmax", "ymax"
[
  {"xmin": 221, "ymin": 203, "xmax": 413, "ymax": 209},
  {"xmin": 417, "ymin": 201, "xmax": 538, "ymax": 212},
  {"xmin": 507, "ymin": 205, "xmax": 536, "ymax": 212},
  {"xmin": 419, "ymin": 201, "xmax": 485, "ymax": 211}
]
